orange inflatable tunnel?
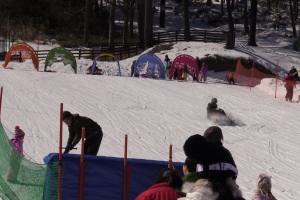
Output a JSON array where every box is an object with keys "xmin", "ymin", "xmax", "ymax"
[{"xmin": 2, "ymin": 43, "xmax": 39, "ymax": 71}]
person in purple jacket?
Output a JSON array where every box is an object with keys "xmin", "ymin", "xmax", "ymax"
[
  {"xmin": 7, "ymin": 126, "xmax": 25, "ymax": 183},
  {"xmin": 200, "ymin": 62, "xmax": 208, "ymax": 82}
]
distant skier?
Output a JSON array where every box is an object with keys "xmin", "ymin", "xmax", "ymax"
[
  {"xmin": 283, "ymin": 73, "xmax": 296, "ymax": 102},
  {"xmin": 207, "ymin": 98, "xmax": 234, "ymax": 125}
]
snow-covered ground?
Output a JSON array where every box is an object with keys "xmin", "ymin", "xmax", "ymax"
[{"xmin": 1, "ymin": 2, "xmax": 300, "ymax": 199}]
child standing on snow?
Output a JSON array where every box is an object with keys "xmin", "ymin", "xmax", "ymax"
[
  {"xmin": 7, "ymin": 126, "xmax": 25, "ymax": 183},
  {"xmin": 200, "ymin": 62, "xmax": 208, "ymax": 82},
  {"xmin": 252, "ymin": 173, "xmax": 277, "ymax": 200},
  {"xmin": 183, "ymin": 64, "xmax": 188, "ymax": 80}
]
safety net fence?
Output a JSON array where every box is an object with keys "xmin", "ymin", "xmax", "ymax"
[
  {"xmin": 235, "ymin": 59, "xmax": 278, "ymax": 87},
  {"xmin": 0, "ymin": 121, "xmax": 59, "ymax": 200}
]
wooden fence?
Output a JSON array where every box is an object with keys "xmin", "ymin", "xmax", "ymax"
[{"xmin": 0, "ymin": 30, "xmax": 228, "ymax": 62}]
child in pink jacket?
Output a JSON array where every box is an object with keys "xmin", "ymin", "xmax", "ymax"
[
  {"xmin": 252, "ymin": 173, "xmax": 277, "ymax": 200},
  {"xmin": 7, "ymin": 126, "xmax": 25, "ymax": 183}
]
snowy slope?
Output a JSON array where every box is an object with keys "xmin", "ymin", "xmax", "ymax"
[{"xmin": 0, "ymin": 63, "xmax": 300, "ymax": 199}]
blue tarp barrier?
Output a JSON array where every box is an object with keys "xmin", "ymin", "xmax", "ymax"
[{"xmin": 44, "ymin": 154, "xmax": 184, "ymax": 200}]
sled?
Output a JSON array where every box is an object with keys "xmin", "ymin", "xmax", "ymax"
[{"xmin": 209, "ymin": 114, "xmax": 235, "ymax": 126}]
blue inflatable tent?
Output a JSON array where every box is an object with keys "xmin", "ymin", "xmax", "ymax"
[{"xmin": 133, "ymin": 53, "xmax": 165, "ymax": 79}]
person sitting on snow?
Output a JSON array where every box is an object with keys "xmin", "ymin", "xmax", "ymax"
[
  {"xmin": 207, "ymin": 98, "xmax": 234, "ymax": 125},
  {"xmin": 207, "ymin": 98, "xmax": 226, "ymax": 119}
]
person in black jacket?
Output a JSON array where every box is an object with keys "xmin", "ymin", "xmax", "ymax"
[
  {"xmin": 207, "ymin": 98, "xmax": 226, "ymax": 118},
  {"xmin": 182, "ymin": 133, "xmax": 244, "ymax": 200},
  {"xmin": 62, "ymin": 111, "xmax": 103, "ymax": 155},
  {"xmin": 289, "ymin": 66, "xmax": 298, "ymax": 80}
]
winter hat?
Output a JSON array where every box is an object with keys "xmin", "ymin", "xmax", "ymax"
[
  {"xmin": 183, "ymin": 134, "xmax": 209, "ymax": 165},
  {"xmin": 203, "ymin": 126, "xmax": 223, "ymax": 143},
  {"xmin": 63, "ymin": 111, "xmax": 72, "ymax": 120},
  {"xmin": 211, "ymin": 98, "xmax": 217, "ymax": 104},
  {"xmin": 257, "ymin": 173, "xmax": 272, "ymax": 190},
  {"xmin": 14, "ymin": 126, "xmax": 25, "ymax": 139}
]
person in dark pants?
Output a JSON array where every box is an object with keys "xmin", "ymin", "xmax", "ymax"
[
  {"xmin": 131, "ymin": 60, "xmax": 136, "ymax": 77},
  {"xmin": 62, "ymin": 111, "xmax": 103, "ymax": 155}
]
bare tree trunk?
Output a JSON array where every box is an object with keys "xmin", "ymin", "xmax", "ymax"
[
  {"xmin": 183, "ymin": 0, "xmax": 190, "ymax": 41},
  {"xmin": 160, "ymin": 0, "xmax": 166, "ymax": 28},
  {"xmin": 129, "ymin": 0, "xmax": 135, "ymax": 37},
  {"xmin": 226, "ymin": 0, "xmax": 234, "ymax": 32},
  {"xmin": 144, "ymin": 0, "xmax": 153, "ymax": 46},
  {"xmin": 84, "ymin": 0, "xmax": 90, "ymax": 44},
  {"xmin": 267, "ymin": 0, "xmax": 271, "ymax": 10},
  {"xmin": 248, "ymin": 0, "xmax": 257, "ymax": 46},
  {"xmin": 289, "ymin": 0, "xmax": 297, "ymax": 38},
  {"xmin": 244, "ymin": 0, "xmax": 249, "ymax": 34},
  {"xmin": 231, "ymin": 0, "xmax": 235, "ymax": 10},
  {"xmin": 221, "ymin": 0, "xmax": 224, "ymax": 16},
  {"xmin": 293, "ymin": 0, "xmax": 298, "ymax": 19},
  {"xmin": 137, "ymin": 0, "xmax": 145, "ymax": 47},
  {"xmin": 94, "ymin": 0, "xmax": 99, "ymax": 19},
  {"xmin": 206, "ymin": 0, "xmax": 212, "ymax": 6},
  {"xmin": 108, "ymin": 0, "xmax": 116, "ymax": 47},
  {"xmin": 123, "ymin": 0, "xmax": 129, "ymax": 46}
]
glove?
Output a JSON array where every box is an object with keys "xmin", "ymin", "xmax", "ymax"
[
  {"xmin": 63, "ymin": 149, "xmax": 70, "ymax": 154},
  {"xmin": 63, "ymin": 145, "xmax": 72, "ymax": 154}
]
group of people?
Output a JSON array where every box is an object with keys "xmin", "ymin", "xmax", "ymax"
[
  {"xmin": 136, "ymin": 126, "xmax": 277, "ymax": 200},
  {"xmin": 7, "ymin": 111, "xmax": 278, "ymax": 199},
  {"xmin": 164, "ymin": 55, "xmax": 208, "ymax": 82}
]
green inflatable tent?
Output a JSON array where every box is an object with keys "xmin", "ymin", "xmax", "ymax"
[{"xmin": 44, "ymin": 47, "xmax": 77, "ymax": 73}]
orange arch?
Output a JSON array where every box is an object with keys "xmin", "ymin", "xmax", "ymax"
[{"xmin": 2, "ymin": 43, "xmax": 39, "ymax": 71}]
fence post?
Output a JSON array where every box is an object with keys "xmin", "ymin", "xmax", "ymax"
[
  {"xmin": 176, "ymin": 30, "xmax": 178, "ymax": 41},
  {"xmin": 58, "ymin": 103, "xmax": 63, "ymax": 200},
  {"xmin": 122, "ymin": 134, "xmax": 128, "ymax": 200},
  {"xmin": 19, "ymin": 52, "xmax": 22, "ymax": 63},
  {"xmin": 0, "ymin": 87, "xmax": 3, "ymax": 118},
  {"xmin": 168, "ymin": 144, "xmax": 173, "ymax": 169},
  {"xmin": 79, "ymin": 49, "xmax": 81, "ymax": 59},
  {"xmin": 250, "ymin": 60, "xmax": 254, "ymax": 90},
  {"xmin": 275, "ymin": 61, "xmax": 279, "ymax": 98},
  {"xmin": 204, "ymin": 30, "xmax": 207, "ymax": 43},
  {"xmin": 158, "ymin": 32, "xmax": 160, "ymax": 44},
  {"xmin": 120, "ymin": 48, "xmax": 123, "ymax": 60},
  {"xmin": 135, "ymin": 45, "xmax": 138, "ymax": 56},
  {"xmin": 78, "ymin": 128, "xmax": 86, "ymax": 200}
]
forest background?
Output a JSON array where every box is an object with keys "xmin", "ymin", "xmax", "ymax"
[{"xmin": 0, "ymin": 0, "xmax": 299, "ymax": 51}]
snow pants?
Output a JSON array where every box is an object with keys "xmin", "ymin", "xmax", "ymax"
[
  {"xmin": 285, "ymin": 87, "xmax": 294, "ymax": 101},
  {"xmin": 200, "ymin": 74, "xmax": 207, "ymax": 82},
  {"xmin": 84, "ymin": 130, "xmax": 103, "ymax": 155}
]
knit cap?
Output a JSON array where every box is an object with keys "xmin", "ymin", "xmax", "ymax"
[
  {"xmin": 257, "ymin": 173, "xmax": 272, "ymax": 190},
  {"xmin": 14, "ymin": 126, "xmax": 25, "ymax": 138}
]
